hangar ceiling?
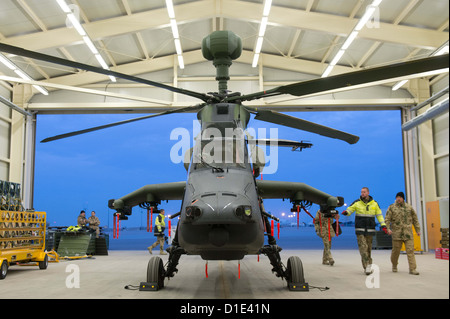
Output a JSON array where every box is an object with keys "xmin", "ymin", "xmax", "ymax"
[{"xmin": 0, "ymin": 0, "xmax": 448, "ymax": 113}]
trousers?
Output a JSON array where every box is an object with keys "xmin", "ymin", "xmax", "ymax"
[
  {"xmin": 356, "ymin": 235, "xmax": 373, "ymax": 269},
  {"xmin": 391, "ymin": 239, "xmax": 417, "ymax": 270}
]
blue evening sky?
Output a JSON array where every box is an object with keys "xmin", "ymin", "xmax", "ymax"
[{"xmin": 34, "ymin": 109, "xmax": 405, "ymax": 228}]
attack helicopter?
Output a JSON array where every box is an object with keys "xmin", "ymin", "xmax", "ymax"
[{"xmin": 0, "ymin": 30, "xmax": 447, "ymax": 291}]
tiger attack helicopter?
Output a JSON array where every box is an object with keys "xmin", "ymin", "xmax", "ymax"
[{"xmin": 0, "ymin": 30, "xmax": 448, "ymax": 291}]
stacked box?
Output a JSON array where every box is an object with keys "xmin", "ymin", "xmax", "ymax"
[
  {"xmin": 435, "ymin": 248, "xmax": 443, "ymax": 259},
  {"xmin": 442, "ymin": 248, "xmax": 449, "ymax": 260},
  {"xmin": 441, "ymin": 228, "xmax": 449, "ymax": 249}
]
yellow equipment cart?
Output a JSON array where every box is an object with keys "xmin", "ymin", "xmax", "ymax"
[{"xmin": 0, "ymin": 210, "xmax": 48, "ymax": 279}]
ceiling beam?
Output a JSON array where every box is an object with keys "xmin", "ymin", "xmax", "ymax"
[{"xmin": 2, "ymin": 0, "xmax": 446, "ymax": 53}]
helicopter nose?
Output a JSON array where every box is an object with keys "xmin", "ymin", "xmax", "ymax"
[{"xmin": 184, "ymin": 192, "xmax": 255, "ymax": 225}]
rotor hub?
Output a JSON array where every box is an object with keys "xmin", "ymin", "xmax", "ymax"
[{"xmin": 202, "ymin": 31, "xmax": 242, "ymax": 93}]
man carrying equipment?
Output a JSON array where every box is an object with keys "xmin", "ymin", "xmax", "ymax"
[
  {"xmin": 148, "ymin": 209, "xmax": 167, "ymax": 255},
  {"xmin": 343, "ymin": 187, "xmax": 387, "ymax": 275}
]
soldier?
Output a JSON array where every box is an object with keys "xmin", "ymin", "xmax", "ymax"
[
  {"xmin": 88, "ymin": 211, "xmax": 101, "ymax": 238},
  {"xmin": 314, "ymin": 205, "xmax": 339, "ymax": 266},
  {"xmin": 385, "ymin": 192, "xmax": 421, "ymax": 275},
  {"xmin": 342, "ymin": 187, "xmax": 388, "ymax": 275},
  {"xmin": 148, "ymin": 209, "xmax": 167, "ymax": 255},
  {"xmin": 77, "ymin": 210, "xmax": 88, "ymax": 228}
]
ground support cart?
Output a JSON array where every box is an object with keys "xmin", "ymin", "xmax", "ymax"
[{"xmin": 0, "ymin": 210, "xmax": 48, "ymax": 279}]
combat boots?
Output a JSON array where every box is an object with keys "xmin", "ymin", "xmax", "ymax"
[{"xmin": 409, "ymin": 269, "xmax": 419, "ymax": 275}]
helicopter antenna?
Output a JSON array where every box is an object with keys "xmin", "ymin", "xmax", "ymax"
[{"xmin": 202, "ymin": 31, "xmax": 242, "ymax": 94}]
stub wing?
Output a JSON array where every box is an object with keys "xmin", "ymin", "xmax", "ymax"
[
  {"xmin": 108, "ymin": 181, "xmax": 186, "ymax": 218},
  {"xmin": 256, "ymin": 180, "xmax": 343, "ymax": 208}
]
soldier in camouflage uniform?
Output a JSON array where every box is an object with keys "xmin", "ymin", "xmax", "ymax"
[
  {"xmin": 314, "ymin": 207, "xmax": 339, "ymax": 266},
  {"xmin": 77, "ymin": 210, "xmax": 88, "ymax": 228},
  {"xmin": 385, "ymin": 192, "xmax": 421, "ymax": 275},
  {"xmin": 88, "ymin": 211, "xmax": 101, "ymax": 238}
]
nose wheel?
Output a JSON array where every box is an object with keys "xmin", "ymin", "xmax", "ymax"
[
  {"xmin": 286, "ymin": 256, "xmax": 308, "ymax": 291},
  {"xmin": 147, "ymin": 256, "xmax": 165, "ymax": 290}
]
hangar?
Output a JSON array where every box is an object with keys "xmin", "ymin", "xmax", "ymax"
[{"xmin": 0, "ymin": 0, "xmax": 448, "ymax": 299}]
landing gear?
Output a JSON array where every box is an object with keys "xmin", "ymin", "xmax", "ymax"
[
  {"xmin": 147, "ymin": 256, "xmax": 165, "ymax": 289},
  {"xmin": 286, "ymin": 256, "xmax": 308, "ymax": 291},
  {"xmin": 144, "ymin": 224, "xmax": 186, "ymax": 291}
]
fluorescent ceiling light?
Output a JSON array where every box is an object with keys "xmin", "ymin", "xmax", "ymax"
[
  {"xmin": 56, "ymin": 0, "xmax": 71, "ymax": 13},
  {"xmin": 355, "ymin": 5, "xmax": 377, "ymax": 31},
  {"xmin": 165, "ymin": 0, "xmax": 175, "ymax": 19},
  {"xmin": 0, "ymin": 53, "xmax": 16, "ymax": 70},
  {"xmin": 321, "ymin": 65, "xmax": 333, "ymax": 78},
  {"xmin": 170, "ymin": 19, "xmax": 179, "ymax": 39},
  {"xmin": 392, "ymin": 80, "xmax": 408, "ymax": 91},
  {"xmin": 177, "ymin": 55, "xmax": 185, "ymax": 69},
  {"xmin": 174, "ymin": 39, "xmax": 183, "ymax": 55},
  {"xmin": 252, "ymin": 53, "xmax": 260, "ymax": 68},
  {"xmin": 330, "ymin": 49, "xmax": 345, "ymax": 66},
  {"xmin": 55, "ymin": 0, "xmax": 116, "ymax": 82},
  {"xmin": 434, "ymin": 44, "xmax": 449, "ymax": 56},
  {"xmin": 83, "ymin": 36, "xmax": 99, "ymax": 54},
  {"xmin": 255, "ymin": 37, "xmax": 264, "ymax": 54},
  {"xmin": 67, "ymin": 13, "xmax": 86, "ymax": 36},
  {"xmin": 0, "ymin": 53, "xmax": 48, "ymax": 95},
  {"xmin": 321, "ymin": 0, "xmax": 382, "ymax": 77},
  {"xmin": 342, "ymin": 31, "xmax": 358, "ymax": 50},
  {"xmin": 252, "ymin": 0, "xmax": 272, "ymax": 67},
  {"xmin": 165, "ymin": 1, "xmax": 184, "ymax": 69},
  {"xmin": 263, "ymin": 0, "xmax": 272, "ymax": 16},
  {"xmin": 259, "ymin": 17, "xmax": 268, "ymax": 37}
]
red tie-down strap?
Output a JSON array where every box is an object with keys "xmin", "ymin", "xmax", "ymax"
[
  {"xmin": 113, "ymin": 213, "xmax": 120, "ymax": 239},
  {"xmin": 277, "ymin": 222, "xmax": 280, "ymax": 239},
  {"xmin": 168, "ymin": 219, "xmax": 171, "ymax": 237},
  {"xmin": 328, "ymin": 218, "xmax": 331, "ymax": 242},
  {"xmin": 147, "ymin": 208, "xmax": 150, "ymax": 232},
  {"xmin": 150, "ymin": 207, "xmax": 153, "ymax": 232},
  {"xmin": 271, "ymin": 220, "xmax": 274, "ymax": 237}
]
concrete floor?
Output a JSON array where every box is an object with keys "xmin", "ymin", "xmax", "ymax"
[{"xmin": 0, "ymin": 249, "xmax": 448, "ymax": 299}]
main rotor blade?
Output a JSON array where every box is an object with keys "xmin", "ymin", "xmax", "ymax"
[
  {"xmin": 232, "ymin": 54, "xmax": 449, "ymax": 102},
  {"xmin": 0, "ymin": 43, "xmax": 211, "ymax": 103},
  {"xmin": 40, "ymin": 104, "xmax": 204, "ymax": 143},
  {"xmin": 253, "ymin": 110, "xmax": 360, "ymax": 144}
]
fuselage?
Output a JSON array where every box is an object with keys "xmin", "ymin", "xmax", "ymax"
[{"xmin": 177, "ymin": 103, "xmax": 265, "ymax": 260}]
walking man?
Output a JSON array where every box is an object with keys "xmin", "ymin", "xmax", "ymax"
[
  {"xmin": 385, "ymin": 192, "xmax": 421, "ymax": 275},
  {"xmin": 343, "ymin": 187, "xmax": 387, "ymax": 275}
]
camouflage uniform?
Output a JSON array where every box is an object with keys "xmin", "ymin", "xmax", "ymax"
[
  {"xmin": 314, "ymin": 210, "xmax": 337, "ymax": 265},
  {"xmin": 77, "ymin": 214, "xmax": 88, "ymax": 227},
  {"xmin": 385, "ymin": 201, "xmax": 420, "ymax": 272},
  {"xmin": 88, "ymin": 215, "xmax": 101, "ymax": 238}
]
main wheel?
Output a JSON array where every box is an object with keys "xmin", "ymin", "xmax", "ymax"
[
  {"xmin": 147, "ymin": 256, "xmax": 165, "ymax": 289},
  {"xmin": 39, "ymin": 254, "xmax": 48, "ymax": 270},
  {"xmin": 0, "ymin": 260, "xmax": 8, "ymax": 280},
  {"xmin": 286, "ymin": 256, "xmax": 305, "ymax": 285}
]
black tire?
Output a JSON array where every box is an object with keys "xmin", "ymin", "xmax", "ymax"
[
  {"xmin": 0, "ymin": 260, "xmax": 8, "ymax": 280},
  {"xmin": 286, "ymin": 256, "xmax": 305, "ymax": 285},
  {"xmin": 39, "ymin": 254, "xmax": 48, "ymax": 270},
  {"xmin": 147, "ymin": 256, "xmax": 165, "ymax": 289}
]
